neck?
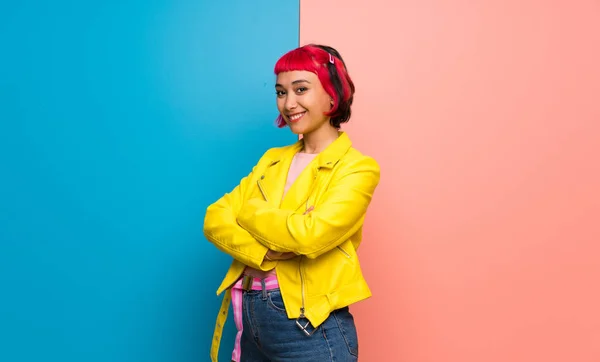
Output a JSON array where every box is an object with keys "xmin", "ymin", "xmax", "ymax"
[{"xmin": 301, "ymin": 124, "xmax": 340, "ymax": 154}]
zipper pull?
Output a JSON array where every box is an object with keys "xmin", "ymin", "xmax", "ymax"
[{"xmin": 296, "ymin": 309, "xmax": 316, "ymax": 336}]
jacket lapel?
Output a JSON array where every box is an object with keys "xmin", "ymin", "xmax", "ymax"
[
  {"xmin": 258, "ymin": 132, "xmax": 353, "ymax": 211},
  {"xmin": 257, "ymin": 140, "xmax": 302, "ymax": 207},
  {"xmin": 280, "ymin": 161, "xmax": 319, "ymax": 211}
]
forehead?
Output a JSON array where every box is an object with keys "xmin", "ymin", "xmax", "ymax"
[{"xmin": 275, "ymin": 70, "xmax": 319, "ymax": 86}]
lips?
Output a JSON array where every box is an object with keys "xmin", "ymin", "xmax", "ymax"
[{"xmin": 287, "ymin": 111, "xmax": 306, "ymax": 123}]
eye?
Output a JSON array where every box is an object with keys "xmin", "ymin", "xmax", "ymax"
[
  {"xmin": 276, "ymin": 90, "xmax": 286, "ymax": 97},
  {"xmin": 295, "ymin": 87, "xmax": 308, "ymax": 94}
]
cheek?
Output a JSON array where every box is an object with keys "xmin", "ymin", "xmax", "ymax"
[
  {"xmin": 318, "ymin": 96, "xmax": 332, "ymax": 113},
  {"xmin": 276, "ymin": 98, "xmax": 285, "ymax": 112},
  {"xmin": 301, "ymin": 94, "xmax": 321, "ymax": 111},
  {"xmin": 313, "ymin": 90, "xmax": 333, "ymax": 112}
]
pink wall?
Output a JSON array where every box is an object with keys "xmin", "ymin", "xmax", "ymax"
[{"xmin": 300, "ymin": 1, "xmax": 600, "ymax": 361}]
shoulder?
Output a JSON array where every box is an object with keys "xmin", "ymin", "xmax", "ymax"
[
  {"xmin": 330, "ymin": 147, "xmax": 381, "ymax": 193},
  {"xmin": 340, "ymin": 147, "xmax": 380, "ymax": 176}
]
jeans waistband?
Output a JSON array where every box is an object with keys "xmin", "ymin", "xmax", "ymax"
[{"xmin": 233, "ymin": 274, "xmax": 279, "ymax": 292}]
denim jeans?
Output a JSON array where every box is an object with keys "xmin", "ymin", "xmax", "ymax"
[{"xmin": 239, "ymin": 288, "xmax": 359, "ymax": 361}]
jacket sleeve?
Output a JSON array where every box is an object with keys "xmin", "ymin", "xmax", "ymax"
[
  {"xmin": 236, "ymin": 156, "xmax": 380, "ymax": 259},
  {"xmin": 203, "ymin": 153, "xmax": 278, "ymax": 271}
]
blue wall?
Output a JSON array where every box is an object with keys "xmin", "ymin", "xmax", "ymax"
[{"xmin": 0, "ymin": 1, "xmax": 298, "ymax": 361}]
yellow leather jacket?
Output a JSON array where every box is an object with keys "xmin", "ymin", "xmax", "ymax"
[{"xmin": 204, "ymin": 132, "xmax": 380, "ymax": 360}]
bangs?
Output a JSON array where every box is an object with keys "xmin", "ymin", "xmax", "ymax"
[{"xmin": 274, "ymin": 47, "xmax": 321, "ymax": 74}]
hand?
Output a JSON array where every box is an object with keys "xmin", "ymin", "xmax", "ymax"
[{"xmin": 265, "ymin": 250, "xmax": 296, "ymax": 261}]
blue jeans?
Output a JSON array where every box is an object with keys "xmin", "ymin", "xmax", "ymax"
[{"xmin": 239, "ymin": 288, "xmax": 359, "ymax": 361}]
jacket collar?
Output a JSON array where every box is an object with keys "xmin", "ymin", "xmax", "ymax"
[
  {"xmin": 260, "ymin": 131, "xmax": 353, "ymax": 209},
  {"xmin": 272, "ymin": 131, "xmax": 352, "ymax": 168}
]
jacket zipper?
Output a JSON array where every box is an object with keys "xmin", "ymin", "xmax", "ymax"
[
  {"xmin": 337, "ymin": 245, "xmax": 351, "ymax": 258},
  {"xmin": 257, "ymin": 178, "xmax": 269, "ymax": 201},
  {"xmin": 299, "ymin": 256, "xmax": 306, "ymax": 317},
  {"xmin": 295, "ymin": 168, "xmax": 321, "ymax": 336},
  {"xmin": 296, "ymin": 255, "xmax": 315, "ymax": 336},
  {"xmin": 259, "ymin": 174, "xmax": 312, "ymax": 333}
]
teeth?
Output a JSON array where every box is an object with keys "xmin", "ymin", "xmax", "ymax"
[{"xmin": 290, "ymin": 112, "xmax": 305, "ymax": 121}]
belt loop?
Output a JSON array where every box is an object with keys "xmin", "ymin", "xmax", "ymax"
[
  {"xmin": 242, "ymin": 275, "xmax": 252, "ymax": 291},
  {"xmin": 261, "ymin": 278, "xmax": 267, "ymax": 300}
]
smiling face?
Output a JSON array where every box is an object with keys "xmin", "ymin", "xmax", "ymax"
[{"xmin": 275, "ymin": 70, "xmax": 334, "ymax": 136}]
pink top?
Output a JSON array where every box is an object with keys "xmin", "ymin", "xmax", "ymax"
[
  {"xmin": 231, "ymin": 152, "xmax": 317, "ymax": 361},
  {"xmin": 284, "ymin": 152, "xmax": 319, "ymax": 195}
]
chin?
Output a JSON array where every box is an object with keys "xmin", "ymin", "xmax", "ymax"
[{"xmin": 288, "ymin": 123, "xmax": 306, "ymax": 135}]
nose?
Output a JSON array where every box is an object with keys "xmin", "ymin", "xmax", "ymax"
[{"xmin": 284, "ymin": 93, "xmax": 297, "ymax": 111}]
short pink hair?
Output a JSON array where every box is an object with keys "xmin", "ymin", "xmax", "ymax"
[{"xmin": 273, "ymin": 44, "xmax": 355, "ymax": 128}]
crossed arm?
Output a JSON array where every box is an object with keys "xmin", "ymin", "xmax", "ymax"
[
  {"xmin": 204, "ymin": 156, "xmax": 380, "ymax": 263},
  {"xmin": 236, "ymin": 157, "xmax": 380, "ymax": 259},
  {"xmin": 203, "ymin": 164, "xmax": 282, "ymax": 269}
]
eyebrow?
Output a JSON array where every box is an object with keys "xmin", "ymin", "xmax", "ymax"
[{"xmin": 275, "ymin": 79, "xmax": 311, "ymax": 87}]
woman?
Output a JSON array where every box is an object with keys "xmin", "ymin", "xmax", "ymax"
[{"xmin": 204, "ymin": 44, "xmax": 380, "ymax": 361}]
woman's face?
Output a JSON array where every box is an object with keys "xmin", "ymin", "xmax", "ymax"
[{"xmin": 275, "ymin": 70, "xmax": 333, "ymax": 135}]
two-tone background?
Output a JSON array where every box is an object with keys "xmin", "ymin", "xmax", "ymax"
[{"xmin": 1, "ymin": 1, "xmax": 599, "ymax": 361}]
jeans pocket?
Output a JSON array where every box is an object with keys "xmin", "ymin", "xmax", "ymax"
[
  {"xmin": 267, "ymin": 291, "xmax": 287, "ymax": 314},
  {"xmin": 333, "ymin": 308, "xmax": 359, "ymax": 357}
]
